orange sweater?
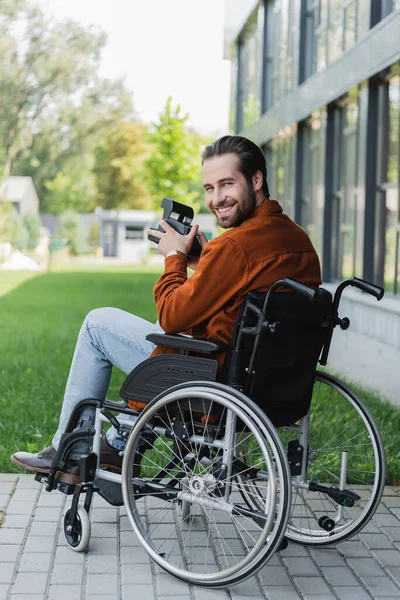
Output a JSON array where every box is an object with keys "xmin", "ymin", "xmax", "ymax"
[{"xmin": 151, "ymin": 200, "xmax": 321, "ymax": 369}]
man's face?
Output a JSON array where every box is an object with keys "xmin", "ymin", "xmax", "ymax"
[{"xmin": 202, "ymin": 153, "xmax": 257, "ymax": 229}]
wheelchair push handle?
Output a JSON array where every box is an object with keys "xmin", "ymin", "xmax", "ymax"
[
  {"xmin": 350, "ymin": 277, "xmax": 384, "ymax": 301},
  {"xmin": 280, "ymin": 278, "xmax": 317, "ymax": 301}
]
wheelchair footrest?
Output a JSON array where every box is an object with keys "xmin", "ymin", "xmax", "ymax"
[
  {"xmin": 34, "ymin": 473, "xmax": 76, "ymax": 495},
  {"xmin": 309, "ymin": 482, "xmax": 361, "ymax": 507}
]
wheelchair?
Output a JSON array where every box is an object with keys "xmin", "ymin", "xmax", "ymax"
[{"xmin": 35, "ymin": 276, "xmax": 386, "ymax": 588}]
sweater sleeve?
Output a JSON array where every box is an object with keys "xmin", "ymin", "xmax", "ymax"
[{"xmin": 154, "ymin": 237, "xmax": 248, "ymax": 334}]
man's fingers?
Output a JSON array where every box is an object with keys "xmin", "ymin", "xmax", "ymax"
[
  {"xmin": 160, "ymin": 220, "xmax": 174, "ymax": 232},
  {"xmin": 147, "ymin": 228, "xmax": 163, "ymax": 239},
  {"xmin": 187, "ymin": 223, "xmax": 199, "ymax": 240},
  {"xmin": 197, "ymin": 230, "xmax": 208, "ymax": 247}
]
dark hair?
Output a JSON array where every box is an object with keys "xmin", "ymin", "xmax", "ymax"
[{"xmin": 201, "ymin": 135, "xmax": 270, "ymax": 197}]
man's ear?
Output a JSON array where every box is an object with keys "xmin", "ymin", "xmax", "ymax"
[{"xmin": 252, "ymin": 170, "xmax": 263, "ymax": 192}]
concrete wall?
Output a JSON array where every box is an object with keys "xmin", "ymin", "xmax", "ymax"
[{"xmin": 323, "ymin": 284, "xmax": 400, "ymax": 406}]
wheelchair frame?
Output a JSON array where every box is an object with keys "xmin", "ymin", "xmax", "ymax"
[{"xmin": 34, "ymin": 276, "xmax": 386, "ymax": 587}]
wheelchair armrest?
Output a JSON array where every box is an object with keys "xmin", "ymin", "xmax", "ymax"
[{"xmin": 146, "ymin": 332, "xmax": 228, "ymax": 354}]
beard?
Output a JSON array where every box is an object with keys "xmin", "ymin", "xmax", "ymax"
[{"xmin": 218, "ymin": 183, "xmax": 258, "ymax": 229}]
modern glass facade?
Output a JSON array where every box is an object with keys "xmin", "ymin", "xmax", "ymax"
[{"xmin": 226, "ymin": 0, "xmax": 400, "ymax": 294}]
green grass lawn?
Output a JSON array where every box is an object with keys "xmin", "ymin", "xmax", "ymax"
[{"xmin": 1, "ymin": 268, "xmax": 399, "ymax": 484}]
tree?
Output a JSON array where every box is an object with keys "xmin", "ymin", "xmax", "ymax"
[
  {"xmin": 23, "ymin": 212, "xmax": 41, "ymax": 246},
  {"xmin": 94, "ymin": 121, "xmax": 150, "ymax": 210},
  {"xmin": 56, "ymin": 210, "xmax": 85, "ymax": 256},
  {"xmin": 0, "ymin": 201, "xmax": 28, "ymax": 245},
  {"xmin": 143, "ymin": 97, "xmax": 203, "ymax": 212}
]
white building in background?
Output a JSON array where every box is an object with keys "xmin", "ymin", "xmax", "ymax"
[
  {"xmin": 0, "ymin": 176, "xmax": 39, "ymax": 214},
  {"xmin": 96, "ymin": 209, "xmax": 218, "ymax": 263}
]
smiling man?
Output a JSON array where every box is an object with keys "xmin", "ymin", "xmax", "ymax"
[{"xmin": 11, "ymin": 135, "xmax": 321, "ymax": 482}]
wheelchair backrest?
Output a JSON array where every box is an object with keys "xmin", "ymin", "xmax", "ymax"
[{"xmin": 224, "ymin": 288, "xmax": 333, "ymax": 427}]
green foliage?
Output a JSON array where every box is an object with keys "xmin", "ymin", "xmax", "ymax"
[
  {"xmin": 0, "ymin": 200, "xmax": 28, "ymax": 245},
  {"xmin": 94, "ymin": 121, "xmax": 150, "ymax": 210},
  {"xmin": 88, "ymin": 220, "xmax": 100, "ymax": 248},
  {"xmin": 144, "ymin": 97, "xmax": 204, "ymax": 212},
  {"xmin": 56, "ymin": 210, "xmax": 86, "ymax": 256},
  {"xmin": 23, "ymin": 212, "xmax": 41, "ymax": 245}
]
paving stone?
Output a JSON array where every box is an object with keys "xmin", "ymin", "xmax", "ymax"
[
  {"xmin": 373, "ymin": 514, "xmax": 400, "ymax": 528},
  {"xmin": 90, "ymin": 522, "xmax": 117, "ymax": 537},
  {"xmin": 372, "ymin": 549, "xmax": 400, "ymax": 567},
  {"xmin": 0, "ymin": 544, "xmax": 21, "ymax": 563},
  {"xmin": 309, "ymin": 548, "xmax": 346, "ymax": 567},
  {"xmin": 0, "ymin": 494, "xmax": 10, "ymax": 509},
  {"xmin": 0, "ymin": 474, "xmax": 18, "ymax": 482},
  {"xmin": 155, "ymin": 573, "xmax": 191, "ymax": 595},
  {"xmin": 0, "ymin": 562, "xmax": 15, "ymax": 584},
  {"xmin": 0, "ymin": 585, "xmax": 9, "ymax": 600},
  {"xmin": 33, "ymin": 507, "xmax": 63, "ymax": 521},
  {"xmin": 360, "ymin": 533, "xmax": 395, "ymax": 549},
  {"xmin": 85, "ymin": 574, "xmax": 119, "ymax": 595},
  {"xmin": 2, "ymin": 514, "xmax": 31, "ymax": 528},
  {"xmin": 280, "ymin": 544, "xmax": 309, "ymax": 557},
  {"xmin": 50, "ymin": 563, "xmax": 84, "ymax": 585},
  {"xmin": 348, "ymin": 558, "xmax": 386, "ymax": 578},
  {"xmin": 87, "ymin": 554, "xmax": 119, "ymax": 574},
  {"xmin": 229, "ymin": 577, "xmax": 264, "ymax": 598},
  {"xmin": 258, "ymin": 565, "xmax": 292, "ymax": 586},
  {"xmin": 386, "ymin": 567, "xmax": 400, "ymax": 586},
  {"xmin": 47, "ymin": 585, "xmax": 81, "ymax": 600},
  {"xmin": 0, "ymin": 528, "xmax": 25, "ymax": 544},
  {"xmin": 282, "ymin": 557, "xmax": 319, "ymax": 577},
  {"xmin": 91, "ymin": 507, "xmax": 118, "ymax": 523},
  {"xmin": 24, "ymin": 535, "xmax": 55, "ymax": 553},
  {"xmin": 383, "ymin": 527, "xmax": 400, "ymax": 542},
  {"xmin": 0, "ymin": 482, "xmax": 17, "ymax": 495},
  {"xmin": 360, "ymin": 575, "xmax": 400, "ymax": 597},
  {"xmin": 194, "ymin": 588, "xmax": 229, "ymax": 600},
  {"xmin": 383, "ymin": 497, "xmax": 400, "ymax": 508},
  {"xmin": 87, "ymin": 536, "xmax": 118, "ymax": 555},
  {"xmin": 332, "ymin": 589, "xmax": 371, "ymax": 600},
  {"xmin": 261, "ymin": 588, "xmax": 301, "ymax": 600},
  {"xmin": 121, "ymin": 564, "xmax": 154, "ymax": 585},
  {"xmin": 15, "ymin": 475, "xmax": 41, "ymax": 488},
  {"xmin": 338, "ymin": 542, "xmax": 371, "ymax": 558},
  {"xmin": 6, "ymin": 500, "xmax": 36, "ymax": 515},
  {"xmin": 11, "ymin": 489, "xmax": 39, "ymax": 503},
  {"xmin": 12, "ymin": 572, "xmax": 48, "ymax": 595},
  {"xmin": 53, "ymin": 546, "xmax": 85, "ymax": 564},
  {"xmin": 120, "ymin": 545, "xmax": 151, "ymax": 565},
  {"xmin": 9, "ymin": 596, "xmax": 45, "ymax": 600},
  {"xmin": 122, "ymin": 584, "xmax": 155, "ymax": 600},
  {"xmin": 320, "ymin": 566, "xmax": 359, "ymax": 587},
  {"xmin": 36, "ymin": 493, "xmax": 65, "ymax": 507},
  {"xmin": 294, "ymin": 577, "xmax": 335, "ymax": 597},
  {"xmin": 19, "ymin": 553, "xmax": 52, "ymax": 572},
  {"xmin": 29, "ymin": 520, "xmax": 59, "ymax": 536}
]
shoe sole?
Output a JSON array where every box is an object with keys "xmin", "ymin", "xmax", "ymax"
[{"xmin": 10, "ymin": 455, "xmax": 52, "ymax": 473}]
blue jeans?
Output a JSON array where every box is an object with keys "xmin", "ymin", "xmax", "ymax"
[{"xmin": 52, "ymin": 308, "xmax": 162, "ymax": 459}]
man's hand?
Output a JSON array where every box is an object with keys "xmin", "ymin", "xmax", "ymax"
[
  {"xmin": 147, "ymin": 220, "xmax": 199, "ymax": 258},
  {"xmin": 188, "ymin": 230, "xmax": 208, "ymax": 271}
]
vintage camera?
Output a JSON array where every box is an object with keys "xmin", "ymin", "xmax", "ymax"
[{"xmin": 148, "ymin": 197, "xmax": 203, "ymax": 258}]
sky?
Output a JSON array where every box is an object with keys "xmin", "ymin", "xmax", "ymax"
[{"xmin": 43, "ymin": 0, "xmax": 231, "ymax": 136}]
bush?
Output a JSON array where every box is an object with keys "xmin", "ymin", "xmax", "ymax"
[
  {"xmin": 56, "ymin": 210, "xmax": 86, "ymax": 256},
  {"xmin": 0, "ymin": 200, "xmax": 28, "ymax": 246},
  {"xmin": 88, "ymin": 220, "xmax": 100, "ymax": 249},
  {"xmin": 23, "ymin": 212, "xmax": 41, "ymax": 246}
]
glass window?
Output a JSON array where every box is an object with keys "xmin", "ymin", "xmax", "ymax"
[
  {"xmin": 265, "ymin": 125, "xmax": 296, "ymax": 218},
  {"xmin": 376, "ymin": 71, "xmax": 400, "ymax": 294},
  {"xmin": 300, "ymin": 111, "xmax": 326, "ymax": 259},
  {"xmin": 125, "ymin": 226, "xmax": 143, "ymax": 240},
  {"xmin": 230, "ymin": 46, "xmax": 239, "ymax": 133},
  {"xmin": 331, "ymin": 91, "xmax": 360, "ymax": 280},
  {"xmin": 240, "ymin": 8, "xmax": 262, "ymax": 130},
  {"xmin": 302, "ymin": 0, "xmax": 363, "ymax": 80},
  {"xmin": 381, "ymin": 0, "xmax": 400, "ymax": 19}
]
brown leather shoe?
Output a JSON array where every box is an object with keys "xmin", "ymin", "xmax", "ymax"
[
  {"xmin": 99, "ymin": 437, "xmax": 123, "ymax": 472},
  {"xmin": 10, "ymin": 446, "xmax": 56, "ymax": 473}
]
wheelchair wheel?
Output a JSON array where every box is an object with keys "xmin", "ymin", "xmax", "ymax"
[
  {"xmin": 63, "ymin": 506, "xmax": 91, "ymax": 552},
  {"xmin": 121, "ymin": 382, "xmax": 291, "ymax": 587},
  {"xmin": 238, "ymin": 372, "xmax": 385, "ymax": 546}
]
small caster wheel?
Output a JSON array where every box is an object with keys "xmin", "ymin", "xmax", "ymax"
[
  {"xmin": 277, "ymin": 536, "xmax": 289, "ymax": 551},
  {"xmin": 180, "ymin": 477, "xmax": 192, "ymax": 522},
  {"xmin": 318, "ymin": 515, "xmax": 335, "ymax": 532},
  {"xmin": 64, "ymin": 506, "xmax": 91, "ymax": 551}
]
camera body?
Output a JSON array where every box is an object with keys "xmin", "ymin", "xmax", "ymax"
[{"xmin": 148, "ymin": 197, "xmax": 203, "ymax": 258}]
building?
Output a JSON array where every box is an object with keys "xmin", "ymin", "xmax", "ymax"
[
  {"xmin": 224, "ymin": 0, "xmax": 400, "ymax": 402},
  {"xmin": 0, "ymin": 176, "xmax": 39, "ymax": 214},
  {"xmin": 96, "ymin": 209, "xmax": 218, "ymax": 263}
]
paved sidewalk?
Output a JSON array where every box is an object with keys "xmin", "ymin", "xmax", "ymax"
[{"xmin": 0, "ymin": 474, "xmax": 400, "ymax": 600}]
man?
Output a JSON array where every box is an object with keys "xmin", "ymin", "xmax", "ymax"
[{"xmin": 11, "ymin": 135, "xmax": 321, "ymax": 482}]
